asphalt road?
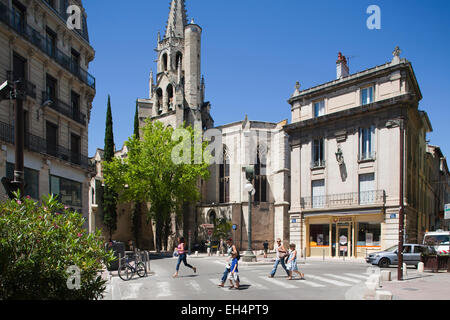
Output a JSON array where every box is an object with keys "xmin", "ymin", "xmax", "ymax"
[{"xmin": 103, "ymin": 256, "xmax": 374, "ymax": 300}]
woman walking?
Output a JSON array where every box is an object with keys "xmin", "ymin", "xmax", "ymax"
[
  {"xmin": 286, "ymin": 243, "xmax": 304, "ymax": 280},
  {"xmin": 218, "ymin": 238, "xmax": 238, "ymax": 287},
  {"xmin": 173, "ymin": 237, "xmax": 197, "ymax": 278}
]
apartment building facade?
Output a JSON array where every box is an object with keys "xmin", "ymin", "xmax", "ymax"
[
  {"xmin": 0, "ymin": 0, "xmax": 95, "ymax": 222},
  {"xmin": 285, "ymin": 48, "xmax": 440, "ymax": 258}
]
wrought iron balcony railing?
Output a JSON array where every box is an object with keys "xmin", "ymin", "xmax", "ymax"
[
  {"xmin": 359, "ymin": 151, "xmax": 377, "ymax": 161},
  {"xmin": 301, "ymin": 190, "xmax": 386, "ymax": 210},
  {"xmin": 0, "ymin": 120, "xmax": 89, "ymax": 169},
  {"xmin": 0, "ymin": 2, "xmax": 95, "ymax": 89},
  {"xmin": 6, "ymin": 71, "xmax": 37, "ymax": 99},
  {"xmin": 42, "ymin": 92, "xmax": 86, "ymax": 126},
  {"xmin": 311, "ymin": 159, "xmax": 326, "ymax": 169}
]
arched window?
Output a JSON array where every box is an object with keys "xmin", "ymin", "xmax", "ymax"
[
  {"xmin": 156, "ymin": 88, "xmax": 163, "ymax": 114},
  {"xmin": 167, "ymin": 84, "xmax": 174, "ymax": 111},
  {"xmin": 162, "ymin": 53, "xmax": 168, "ymax": 72},
  {"xmin": 209, "ymin": 210, "xmax": 216, "ymax": 225},
  {"xmin": 219, "ymin": 146, "xmax": 230, "ymax": 203},
  {"xmin": 254, "ymin": 145, "xmax": 267, "ymax": 203}
]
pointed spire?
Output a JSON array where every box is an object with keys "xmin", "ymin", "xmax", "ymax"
[
  {"xmin": 165, "ymin": 0, "xmax": 187, "ymax": 38},
  {"xmin": 149, "ymin": 69, "xmax": 154, "ymax": 99}
]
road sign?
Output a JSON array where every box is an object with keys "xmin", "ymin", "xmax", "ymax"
[
  {"xmin": 232, "ymin": 224, "xmax": 237, "ymax": 230},
  {"xmin": 201, "ymin": 224, "xmax": 214, "ymax": 229},
  {"xmin": 445, "ymin": 204, "xmax": 450, "ymax": 220},
  {"xmin": 208, "ymin": 230, "xmax": 212, "ymax": 236}
]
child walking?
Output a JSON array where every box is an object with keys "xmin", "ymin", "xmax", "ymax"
[
  {"xmin": 286, "ymin": 243, "xmax": 304, "ymax": 280},
  {"xmin": 228, "ymin": 252, "xmax": 240, "ymax": 290}
]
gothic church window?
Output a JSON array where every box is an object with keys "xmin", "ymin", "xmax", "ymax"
[
  {"xmin": 219, "ymin": 146, "xmax": 230, "ymax": 203},
  {"xmin": 254, "ymin": 145, "xmax": 267, "ymax": 203}
]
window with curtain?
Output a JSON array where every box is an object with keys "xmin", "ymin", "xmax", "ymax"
[
  {"xmin": 359, "ymin": 173, "xmax": 375, "ymax": 204},
  {"xmin": 361, "ymin": 86, "xmax": 374, "ymax": 105},
  {"xmin": 359, "ymin": 126, "xmax": 375, "ymax": 160},
  {"xmin": 314, "ymin": 100, "xmax": 325, "ymax": 118},
  {"xmin": 312, "ymin": 138, "xmax": 325, "ymax": 168},
  {"xmin": 312, "ymin": 179, "xmax": 325, "ymax": 208}
]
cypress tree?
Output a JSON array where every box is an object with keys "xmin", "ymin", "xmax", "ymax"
[
  {"xmin": 102, "ymin": 95, "xmax": 117, "ymax": 240},
  {"xmin": 131, "ymin": 99, "xmax": 141, "ymax": 248}
]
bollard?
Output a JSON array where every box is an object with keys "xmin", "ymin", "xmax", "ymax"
[
  {"xmin": 216, "ymin": 251, "xmax": 219, "ymax": 257},
  {"xmin": 380, "ymin": 270, "xmax": 391, "ymax": 282},
  {"xmin": 403, "ymin": 263, "xmax": 408, "ymax": 279},
  {"xmin": 195, "ymin": 251, "xmax": 199, "ymax": 256},
  {"xmin": 417, "ymin": 262, "xmax": 424, "ymax": 273},
  {"xmin": 375, "ymin": 290, "xmax": 393, "ymax": 300}
]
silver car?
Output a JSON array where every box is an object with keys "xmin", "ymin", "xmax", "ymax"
[{"xmin": 365, "ymin": 244, "xmax": 424, "ymax": 268}]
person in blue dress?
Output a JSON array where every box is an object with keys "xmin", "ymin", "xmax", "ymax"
[{"xmin": 286, "ymin": 243, "xmax": 305, "ymax": 280}]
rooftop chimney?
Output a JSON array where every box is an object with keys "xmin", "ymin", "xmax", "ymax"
[{"xmin": 336, "ymin": 52, "xmax": 349, "ymax": 79}]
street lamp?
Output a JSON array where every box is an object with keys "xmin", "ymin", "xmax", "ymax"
[
  {"xmin": 0, "ymin": 79, "xmax": 25, "ymax": 198},
  {"xmin": 243, "ymin": 166, "xmax": 257, "ymax": 262}
]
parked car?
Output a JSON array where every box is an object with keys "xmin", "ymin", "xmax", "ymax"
[
  {"xmin": 423, "ymin": 230, "xmax": 450, "ymax": 255},
  {"xmin": 366, "ymin": 244, "xmax": 424, "ymax": 268}
]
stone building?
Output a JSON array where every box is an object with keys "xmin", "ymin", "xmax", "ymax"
[
  {"xmin": 89, "ymin": 0, "xmax": 291, "ymax": 251},
  {"xmin": 285, "ymin": 48, "xmax": 444, "ymax": 258},
  {"xmin": 0, "ymin": 0, "xmax": 95, "ymax": 223}
]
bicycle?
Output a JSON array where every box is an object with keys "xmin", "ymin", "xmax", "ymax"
[{"xmin": 118, "ymin": 253, "xmax": 147, "ymax": 281}]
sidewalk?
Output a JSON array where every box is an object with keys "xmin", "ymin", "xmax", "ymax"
[{"xmin": 376, "ymin": 270, "xmax": 450, "ymax": 300}]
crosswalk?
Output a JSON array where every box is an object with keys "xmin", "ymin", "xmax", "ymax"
[{"xmin": 105, "ymin": 271, "xmax": 371, "ymax": 300}]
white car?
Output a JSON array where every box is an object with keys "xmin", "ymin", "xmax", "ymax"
[{"xmin": 423, "ymin": 230, "xmax": 450, "ymax": 255}]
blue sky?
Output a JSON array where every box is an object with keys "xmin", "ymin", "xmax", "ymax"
[{"xmin": 85, "ymin": 0, "xmax": 450, "ymax": 158}]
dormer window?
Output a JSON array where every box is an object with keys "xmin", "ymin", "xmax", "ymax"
[
  {"xmin": 361, "ymin": 86, "xmax": 374, "ymax": 105},
  {"xmin": 314, "ymin": 100, "xmax": 325, "ymax": 118}
]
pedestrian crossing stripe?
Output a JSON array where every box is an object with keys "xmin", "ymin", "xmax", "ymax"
[
  {"xmin": 343, "ymin": 273, "xmax": 370, "ymax": 280},
  {"xmin": 186, "ymin": 279, "xmax": 202, "ymax": 292},
  {"xmin": 156, "ymin": 281, "xmax": 171, "ymax": 297},
  {"xmin": 323, "ymin": 274, "xmax": 362, "ymax": 284},
  {"xmin": 259, "ymin": 276, "xmax": 297, "ymax": 289},
  {"xmin": 239, "ymin": 277, "xmax": 269, "ymax": 290},
  {"xmin": 305, "ymin": 274, "xmax": 352, "ymax": 287}
]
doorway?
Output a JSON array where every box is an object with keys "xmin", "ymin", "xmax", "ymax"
[{"xmin": 336, "ymin": 226, "xmax": 351, "ymax": 257}]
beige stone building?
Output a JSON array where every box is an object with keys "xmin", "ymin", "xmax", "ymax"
[
  {"xmin": 285, "ymin": 48, "xmax": 444, "ymax": 258},
  {"xmin": 0, "ymin": 0, "xmax": 95, "ymax": 223},
  {"xmin": 88, "ymin": 0, "xmax": 291, "ymax": 251}
]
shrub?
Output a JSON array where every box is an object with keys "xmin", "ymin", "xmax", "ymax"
[{"xmin": 0, "ymin": 193, "xmax": 115, "ymax": 300}]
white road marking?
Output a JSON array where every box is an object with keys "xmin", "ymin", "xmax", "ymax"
[
  {"xmin": 343, "ymin": 273, "xmax": 370, "ymax": 280},
  {"xmin": 156, "ymin": 281, "xmax": 172, "ymax": 297},
  {"xmin": 324, "ymin": 274, "xmax": 362, "ymax": 284},
  {"xmin": 259, "ymin": 276, "xmax": 297, "ymax": 289},
  {"xmin": 305, "ymin": 274, "xmax": 352, "ymax": 287},
  {"xmin": 187, "ymin": 280, "xmax": 202, "ymax": 292},
  {"xmin": 120, "ymin": 283, "xmax": 143, "ymax": 300},
  {"xmin": 294, "ymin": 278, "xmax": 326, "ymax": 288},
  {"xmin": 239, "ymin": 276, "xmax": 269, "ymax": 290}
]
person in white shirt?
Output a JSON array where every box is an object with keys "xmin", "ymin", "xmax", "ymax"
[{"xmin": 268, "ymin": 238, "xmax": 290, "ymax": 278}]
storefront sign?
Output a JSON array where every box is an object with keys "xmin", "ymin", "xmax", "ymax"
[
  {"xmin": 445, "ymin": 204, "xmax": 450, "ymax": 220},
  {"xmin": 339, "ymin": 235, "xmax": 347, "ymax": 245},
  {"xmin": 340, "ymin": 245, "xmax": 348, "ymax": 252},
  {"xmin": 333, "ymin": 217, "xmax": 353, "ymax": 223}
]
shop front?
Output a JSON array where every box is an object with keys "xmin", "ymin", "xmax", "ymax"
[{"xmin": 306, "ymin": 213, "xmax": 383, "ymax": 258}]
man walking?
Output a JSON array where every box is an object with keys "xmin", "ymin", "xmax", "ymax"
[
  {"xmin": 263, "ymin": 240, "xmax": 269, "ymax": 258},
  {"xmin": 268, "ymin": 238, "xmax": 290, "ymax": 278}
]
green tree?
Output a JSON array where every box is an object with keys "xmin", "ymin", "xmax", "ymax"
[
  {"xmin": 103, "ymin": 120, "xmax": 210, "ymax": 252},
  {"xmin": 0, "ymin": 193, "xmax": 115, "ymax": 300},
  {"xmin": 102, "ymin": 95, "xmax": 117, "ymax": 240},
  {"xmin": 213, "ymin": 217, "xmax": 232, "ymax": 254}
]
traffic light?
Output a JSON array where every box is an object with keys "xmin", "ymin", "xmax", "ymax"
[{"xmin": 1, "ymin": 177, "xmax": 17, "ymax": 200}]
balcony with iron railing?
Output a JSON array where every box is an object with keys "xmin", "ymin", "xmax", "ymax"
[
  {"xmin": 300, "ymin": 190, "xmax": 386, "ymax": 210},
  {"xmin": 42, "ymin": 91, "xmax": 86, "ymax": 126},
  {"xmin": 0, "ymin": 120, "xmax": 89, "ymax": 169},
  {"xmin": 6, "ymin": 71, "xmax": 36, "ymax": 99},
  {"xmin": 311, "ymin": 159, "xmax": 326, "ymax": 169},
  {"xmin": 0, "ymin": 2, "xmax": 95, "ymax": 89}
]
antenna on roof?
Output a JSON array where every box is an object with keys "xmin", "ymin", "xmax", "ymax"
[{"xmin": 346, "ymin": 55, "xmax": 358, "ymax": 69}]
